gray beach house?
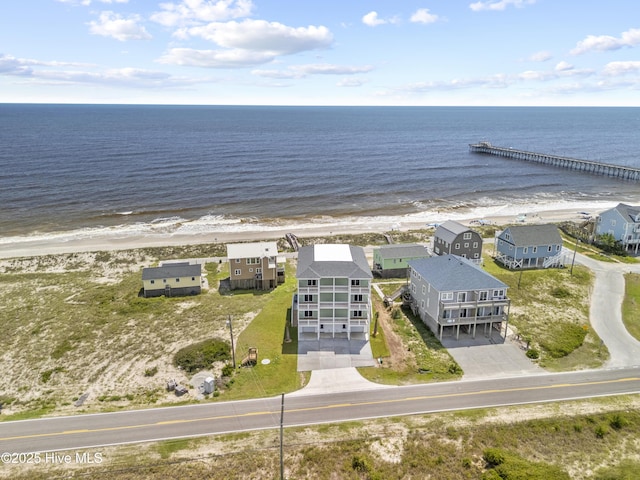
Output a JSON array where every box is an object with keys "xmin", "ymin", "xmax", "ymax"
[
  {"xmin": 595, "ymin": 203, "xmax": 640, "ymax": 254},
  {"xmin": 433, "ymin": 220, "xmax": 483, "ymax": 264},
  {"xmin": 495, "ymin": 224, "xmax": 565, "ymax": 269},
  {"xmin": 294, "ymin": 244, "xmax": 372, "ymax": 340},
  {"xmin": 142, "ymin": 262, "xmax": 202, "ymax": 298},
  {"xmin": 407, "ymin": 255, "xmax": 510, "ymax": 341}
]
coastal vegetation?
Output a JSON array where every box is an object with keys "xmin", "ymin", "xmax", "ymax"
[{"xmin": 622, "ymin": 273, "xmax": 640, "ymax": 341}]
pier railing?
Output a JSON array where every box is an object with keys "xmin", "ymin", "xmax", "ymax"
[{"xmin": 469, "ymin": 141, "xmax": 640, "ymax": 182}]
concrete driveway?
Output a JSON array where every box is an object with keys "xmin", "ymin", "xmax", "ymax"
[{"xmin": 297, "ymin": 334, "xmax": 376, "ymax": 372}]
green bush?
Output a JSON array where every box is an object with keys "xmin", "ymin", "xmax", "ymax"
[
  {"xmin": 526, "ymin": 348, "xmax": 540, "ymax": 359},
  {"xmin": 609, "ymin": 413, "xmax": 628, "ymax": 430},
  {"xmin": 144, "ymin": 366, "xmax": 158, "ymax": 377},
  {"xmin": 483, "ymin": 448, "xmax": 569, "ymax": 480},
  {"xmin": 174, "ymin": 338, "xmax": 231, "ymax": 373},
  {"xmin": 221, "ymin": 363, "xmax": 234, "ymax": 377},
  {"xmin": 483, "ymin": 448, "xmax": 507, "ymax": 466},
  {"xmin": 595, "ymin": 424, "xmax": 608, "ymax": 438},
  {"xmin": 539, "ymin": 322, "xmax": 587, "ymax": 358},
  {"xmin": 550, "ymin": 287, "xmax": 571, "ymax": 298}
]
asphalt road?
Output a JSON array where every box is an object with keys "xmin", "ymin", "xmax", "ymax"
[{"xmin": 1, "ymin": 366, "xmax": 639, "ymax": 454}]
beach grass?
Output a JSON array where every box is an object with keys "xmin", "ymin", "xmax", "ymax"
[
  {"xmin": 622, "ymin": 273, "xmax": 640, "ymax": 341},
  {"xmin": 482, "ymin": 247, "xmax": 606, "ymax": 370}
]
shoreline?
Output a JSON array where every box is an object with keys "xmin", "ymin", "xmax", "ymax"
[{"xmin": 0, "ymin": 204, "xmax": 607, "ymax": 259}]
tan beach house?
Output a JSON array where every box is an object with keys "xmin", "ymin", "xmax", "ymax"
[{"xmin": 226, "ymin": 241, "xmax": 285, "ymax": 290}]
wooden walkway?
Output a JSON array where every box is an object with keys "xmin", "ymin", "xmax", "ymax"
[{"xmin": 469, "ymin": 141, "xmax": 640, "ymax": 182}]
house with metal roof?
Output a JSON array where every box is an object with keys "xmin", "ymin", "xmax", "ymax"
[
  {"xmin": 595, "ymin": 203, "xmax": 640, "ymax": 254},
  {"xmin": 142, "ymin": 262, "xmax": 202, "ymax": 298},
  {"xmin": 226, "ymin": 241, "xmax": 285, "ymax": 290},
  {"xmin": 433, "ymin": 221, "xmax": 483, "ymax": 264},
  {"xmin": 495, "ymin": 224, "xmax": 566, "ymax": 269},
  {"xmin": 294, "ymin": 244, "xmax": 372, "ymax": 340},
  {"xmin": 407, "ymin": 255, "xmax": 510, "ymax": 341},
  {"xmin": 372, "ymin": 243, "xmax": 430, "ymax": 278}
]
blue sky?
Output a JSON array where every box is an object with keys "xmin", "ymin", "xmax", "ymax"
[{"xmin": 1, "ymin": 0, "xmax": 640, "ymax": 105}]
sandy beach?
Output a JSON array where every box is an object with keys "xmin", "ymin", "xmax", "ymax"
[{"xmin": 0, "ymin": 205, "xmax": 603, "ymax": 259}]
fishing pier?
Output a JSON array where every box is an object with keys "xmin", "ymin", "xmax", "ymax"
[{"xmin": 469, "ymin": 141, "xmax": 640, "ymax": 182}]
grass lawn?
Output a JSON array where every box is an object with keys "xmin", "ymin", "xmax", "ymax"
[
  {"xmin": 622, "ymin": 273, "xmax": 640, "ymax": 341},
  {"xmin": 482, "ymin": 246, "xmax": 607, "ymax": 370}
]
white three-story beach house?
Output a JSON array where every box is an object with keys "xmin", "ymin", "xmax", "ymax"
[{"xmin": 294, "ymin": 244, "xmax": 372, "ymax": 341}]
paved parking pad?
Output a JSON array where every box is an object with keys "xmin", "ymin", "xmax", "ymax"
[
  {"xmin": 441, "ymin": 334, "xmax": 544, "ymax": 379},
  {"xmin": 297, "ymin": 336, "xmax": 376, "ymax": 372}
]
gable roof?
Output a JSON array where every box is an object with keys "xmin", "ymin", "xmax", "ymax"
[
  {"xmin": 435, "ymin": 220, "xmax": 476, "ymax": 244},
  {"xmin": 611, "ymin": 203, "xmax": 640, "ymax": 223},
  {"xmin": 297, "ymin": 244, "xmax": 372, "ymax": 279},
  {"xmin": 408, "ymin": 255, "xmax": 506, "ymax": 292},
  {"xmin": 227, "ymin": 241, "xmax": 278, "ymax": 259},
  {"xmin": 374, "ymin": 244, "xmax": 429, "ymax": 259},
  {"xmin": 500, "ymin": 224, "xmax": 562, "ymax": 246},
  {"xmin": 142, "ymin": 263, "xmax": 201, "ymax": 280}
]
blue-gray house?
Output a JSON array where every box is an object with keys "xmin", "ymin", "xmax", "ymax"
[
  {"xmin": 495, "ymin": 224, "xmax": 565, "ymax": 269},
  {"xmin": 595, "ymin": 203, "xmax": 640, "ymax": 254}
]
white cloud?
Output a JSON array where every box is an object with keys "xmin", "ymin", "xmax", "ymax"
[
  {"xmin": 0, "ymin": 54, "xmax": 94, "ymax": 76},
  {"xmin": 410, "ymin": 8, "xmax": 440, "ymax": 24},
  {"xmin": 151, "ymin": 0, "xmax": 253, "ymax": 27},
  {"xmin": 88, "ymin": 11, "xmax": 152, "ymax": 41},
  {"xmin": 528, "ymin": 50, "xmax": 552, "ymax": 62},
  {"xmin": 571, "ymin": 28, "xmax": 640, "ymax": 55},
  {"xmin": 469, "ymin": 0, "xmax": 535, "ymax": 12},
  {"xmin": 362, "ymin": 11, "xmax": 386, "ymax": 27},
  {"xmin": 602, "ymin": 61, "xmax": 640, "ymax": 76},
  {"xmin": 252, "ymin": 63, "xmax": 373, "ymax": 79},
  {"xmin": 337, "ymin": 78, "xmax": 367, "ymax": 87},
  {"xmin": 555, "ymin": 61, "xmax": 573, "ymax": 72},
  {"xmin": 184, "ymin": 19, "xmax": 333, "ymax": 55},
  {"xmin": 158, "ymin": 47, "xmax": 275, "ymax": 68}
]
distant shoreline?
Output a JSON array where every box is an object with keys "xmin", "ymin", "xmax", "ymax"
[{"xmin": 0, "ymin": 204, "xmax": 607, "ymax": 259}]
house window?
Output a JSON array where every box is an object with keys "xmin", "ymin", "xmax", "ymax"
[
  {"xmin": 556, "ymin": 245, "xmax": 561, "ymax": 251},
  {"xmin": 455, "ymin": 243, "xmax": 460, "ymax": 249},
  {"xmin": 235, "ymin": 269, "xmax": 241, "ymax": 275},
  {"xmin": 474, "ymin": 253, "xmax": 479, "ymax": 258},
  {"xmin": 307, "ymin": 279, "xmax": 317, "ymax": 286},
  {"xmin": 505, "ymin": 233, "xmax": 510, "ymax": 240},
  {"xmin": 163, "ymin": 279, "xmax": 167, "ymax": 283},
  {"xmin": 351, "ymin": 279, "xmax": 360, "ymax": 286},
  {"xmin": 420, "ymin": 300, "xmax": 425, "ymax": 309},
  {"xmin": 610, "ymin": 219, "xmax": 616, "ymax": 226},
  {"xmin": 533, "ymin": 246, "xmax": 537, "ymax": 253},
  {"xmin": 249, "ymin": 268, "xmax": 253, "ymax": 273},
  {"xmin": 473, "ymin": 242, "xmax": 478, "ymax": 248},
  {"xmin": 353, "ymin": 294, "xmax": 363, "ymax": 302},
  {"xmin": 548, "ymin": 245, "xmax": 552, "ymax": 252},
  {"xmin": 462, "ymin": 254, "xmax": 467, "ymax": 258},
  {"xmin": 412, "ymin": 284, "xmax": 416, "ymax": 293},
  {"xmin": 352, "ymin": 310, "xmax": 363, "ymax": 317},
  {"xmin": 523, "ymin": 247, "xmax": 528, "ymax": 253},
  {"xmin": 304, "ymin": 311, "xmax": 313, "ymax": 317},
  {"xmin": 442, "ymin": 310, "xmax": 452, "ymax": 319},
  {"xmin": 493, "ymin": 289, "xmax": 505, "ymax": 298},
  {"xmin": 457, "ymin": 292, "xmax": 467, "ymax": 302},
  {"xmin": 464, "ymin": 243, "xmax": 469, "ymax": 248},
  {"xmin": 441, "ymin": 292, "xmax": 453, "ymax": 301},
  {"xmin": 304, "ymin": 295, "xmax": 313, "ymax": 302},
  {"xmin": 150, "ymin": 280, "xmax": 155, "ymax": 284},
  {"xmin": 191, "ymin": 277, "xmax": 195, "ymax": 281},
  {"xmin": 460, "ymin": 309, "xmax": 468, "ymax": 318},
  {"xmin": 499, "ymin": 240, "xmax": 503, "ymax": 246},
  {"xmin": 479, "ymin": 291, "xmax": 488, "ymax": 301},
  {"xmin": 422, "ymin": 285, "xmax": 426, "ymax": 294},
  {"xmin": 256, "ymin": 268, "xmax": 262, "ymax": 274},
  {"xmin": 463, "ymin": 232, "xmax": 472, "ymax": 240},
  {"xmin": 235, "ymin": 259, "xmax": 241, "ymax": 263}
]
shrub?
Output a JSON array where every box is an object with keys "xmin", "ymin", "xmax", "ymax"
[
  {"xmin": 144, "ymin": 366, "xmax": 158, "ymax": 377},
  {"xmin": 351, "ymin": 455, "xmax": 371, "ymax": 473},
  {"xmin": 174, "ymin": 338, "xmax": 231, "ymax": 373},
  {"xmin": 483, "ymin": 448, "xmax": 507, "ymax": 466},
  {"xmin": 221, "ymin": 363, "xmax": 234, "ymax": 377},
  {"xmin": 595, "ymin": 424, "xmax": 608, "ymax": 438},
  {"xmin": 539, "ymin": 322, "xmax": 587, "ymax": 358},
  {"xmin": 609, "ymin": 413, "xmax": 628, "ymax": 430},
  {"xmin": 526, "ymin": 348, "xmax": 540, "ymax": 359},
  {"xmin": 550, "ymin": 287, "xmax": 571, "ymax": 298}
]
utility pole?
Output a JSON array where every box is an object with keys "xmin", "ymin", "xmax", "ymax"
[
  {"xmin": 570, "ymin": 239, "xmax": 580, "ymax": 276},
  {"xmin": 227, "ymin": 315, "xmax": 236, "ymax": 369},
  {"xmin": 280, "ymin": 392, "xmax": 285, "ymax": 480}
]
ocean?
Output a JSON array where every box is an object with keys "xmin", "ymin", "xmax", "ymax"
[{"xmin": 1, "ymin": 104, "xmax": 640, "ymax": 244}]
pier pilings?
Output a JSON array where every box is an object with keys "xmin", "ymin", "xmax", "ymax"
[{"xmin": 469, "ymin": 141, "xmax": 640, "ymax": 182}]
